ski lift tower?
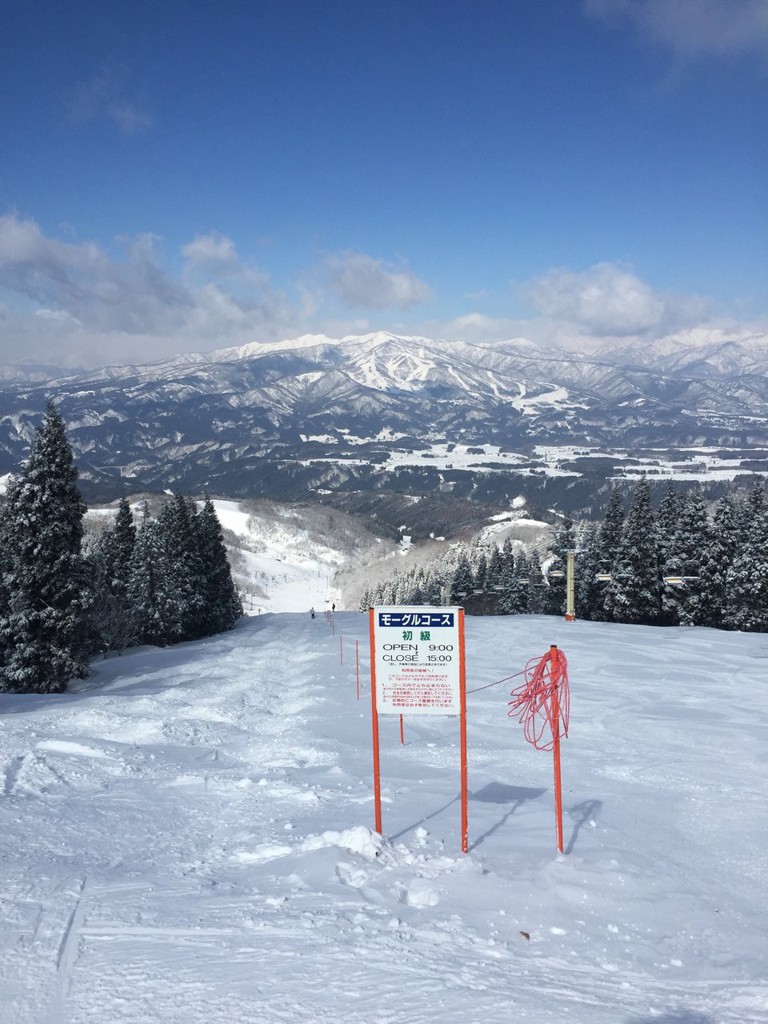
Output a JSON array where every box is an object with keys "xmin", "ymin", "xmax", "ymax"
[
  {"xmin": 551, "ymin": 551, "xmax": 576, "ymax": 621},
  {"xmin": 565, "ymin": 549, "xmax": 576, "ymax": 621}
]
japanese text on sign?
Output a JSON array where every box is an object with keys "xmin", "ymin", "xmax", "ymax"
[{"xmin": 377, "ymin": 611, "xmax": 455, "ymax": 628}]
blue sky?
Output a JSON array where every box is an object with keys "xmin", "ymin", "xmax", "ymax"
[{"xmin": 0, "ymin": 0, "xmax": 766, "ymax": 367}]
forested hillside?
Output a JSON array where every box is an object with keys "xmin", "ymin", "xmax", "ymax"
[
  {"xmin": 3, "ymin": 403, "xmax": 768, "ymax": 698},
  {"xmin": 363, "ymin": 476, "xmax": 768, "ymax": 632},
  {"xmin": 0, "ymin": 404, "xmax": 241, "ymax": 693}
]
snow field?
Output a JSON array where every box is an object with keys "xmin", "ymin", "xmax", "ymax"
[
  {"xmin": 0, "ymin": 613, "xmax": 767, "ymax": 1023},
  {"xmin": 211, "ymin": 500, "xmax": 341, "ymax": 614}
]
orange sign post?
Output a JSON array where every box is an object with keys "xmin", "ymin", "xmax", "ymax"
[
  {"xmin": 369, "ymin": 605, "xmax": 468, "ymax": 853},
  {"xmin": 508, "ymin": 645, "xmax": 570, "ymax": 854}
]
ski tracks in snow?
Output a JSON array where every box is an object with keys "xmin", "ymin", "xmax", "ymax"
[{"xmin": 0, "ymin": 615, "xmax": 767, "ymax": 1022}]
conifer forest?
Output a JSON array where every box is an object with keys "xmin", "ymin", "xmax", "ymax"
[
  {"xmin": 362, "ymin": 475, "xmax": 768, "ymax": 634},
  {"xmin": 0, "ymin": 403, "xmax": 242, "ymax": 694}
]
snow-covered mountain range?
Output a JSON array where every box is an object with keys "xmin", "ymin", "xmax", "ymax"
[{"xmin": 2, "ymin": 330, "xmax": 768, "ymax": 514}]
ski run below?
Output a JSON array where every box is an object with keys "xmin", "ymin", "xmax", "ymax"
[{"xmin": 1, "ymin": 612, "xmax": 767, "ymax": 1024}]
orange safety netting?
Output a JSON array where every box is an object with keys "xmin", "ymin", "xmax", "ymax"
[{"xmin": 507, "ymin": 648, "xmax": 570, "ymax": 751}]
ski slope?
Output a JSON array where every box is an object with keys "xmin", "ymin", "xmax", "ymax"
[{"xmin": 1, "ymin": 613, "xmax": 767, "ymax": 1023}]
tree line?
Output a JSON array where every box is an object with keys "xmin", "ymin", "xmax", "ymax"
[
  {"xmin": 362, "ymin": 475, "xmax": 768, "ymax": 632},
  {"xmin": 0, "ymin": 403, "xmax": 242, "ymax": 694}
]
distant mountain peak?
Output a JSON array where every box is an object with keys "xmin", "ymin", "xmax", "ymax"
[{"xmin": 2, "ymin": 327, "xmax": 768, "ymax": 505}]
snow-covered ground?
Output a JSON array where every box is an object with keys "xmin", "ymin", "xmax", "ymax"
[
  {"xmin": 84, "ymin": 499, "xmax": 347, "ymax": 615},
  {"xmin": 211, "ymin": 500, "xmax": 343, "ymax": 615},
  {"xmin": 1, "ymin": 611, "xmax": 767, "ymax": 1023}
]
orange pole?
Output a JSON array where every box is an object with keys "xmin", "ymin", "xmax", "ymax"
[
  {"xmin": 355, "ymin": 639, "xmax": 360, "ymax": 700},
  {"xmin": 399, "ymin": 714, "xmax": 405, "ymax": 745},
  {"xmin": 459, "ymin": 608, "xmax": 468, "ymax": 854},
  {"xmin": 550, "ymin": 645, "xmax": 564, "ymax": 853},
  {"xmin": 369, "ymin": 609, "xmax": 382, "ymax": 834}
]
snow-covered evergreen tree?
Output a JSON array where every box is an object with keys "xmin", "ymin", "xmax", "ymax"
[
  {"xmin": 656, "ymin": 481, "xmax": 683, "ymax": 571},
  {"xmin": 196, "ymin": 498, "xmax": 242, "ymax": 636},
  {"xmin": 501, "ymin": 537, "xmax": 514, "ymax": 571},
  {"xmin": 661, "ymin": 491, "xmax": 710, "ymax": 626},
  {"xmin": 723, "ymin": 483, "xmax": 768, "ymax": 632},
  {"xmin": 474, "ymin": 551, "xmax": 488, "ymax": 591},
  {"xmin": 0, "ymin": 516, "xmax": 12, "ymax": 679},
  {"xmin": 450, "ymin": 553, "xmax": 474, "ymax": 604},
  {"xmin": 527, "ymin": 550, "xmax": 545, "ymax": 613},
  {"xmin": 127, "ymin": 510, "xmax": 181, "ymax": 647},
  {"xmin": 513, "ymin": 552, "xmax": 531, "ymax": 613},
  {"xmin": 544, "ymin": 515, "xmax": 575, "ymax": 615},
  {"xmin": 157, "ymin": 496, "xmax": 207, "ymax": 641},
  {"xmin": 89, "ymin": 496, "xmax": 139, "ymax": 656},
  {"xmin": 575, "ymin": 522, "xmax": 601, "ymax": 620},
  {"xmin": 593, "ymin": 488, "xmax": 624, "ymax": 621},
  {"xmin": 0, "ymin": 402, "xmax": 91, "ymax": 693},
  {"xmin": 603, "ymin": 476, "xmax": 661, "ymax": 625},
  {"xmin": 484, "ymin": 544, "xmax": 505, "ymax": 613},
  {"xmin": 500, "ymin": 551, "xmax": 528, "ymax": 614},
  {"xmin": 698, "ymin": 495, "xmax": 740, "ymax": 629},
  {"xmin": 107, "ymin": 497, "xmax": 137, "ymax": 596}
]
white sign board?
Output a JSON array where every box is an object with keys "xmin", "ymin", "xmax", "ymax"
[{"xmin": 370, "ymin": 605, "xmax": 463, "ymax": 716}]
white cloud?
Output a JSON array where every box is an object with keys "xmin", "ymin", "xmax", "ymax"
[
  {"xmin": 585, "ymin": 0, "xmax": 768, "ymax": 58},
  {"xmin": 0, "ymin": 214, "xmax": 298, "ymax": 366},
  {"xmin": 436, "ymin": 313, "xmax": 526, "ymax": 345},
  {"xmin": 181, "ymin": 233, "xmax": 240, "ymax": 273},
  {"xmin": 322, "ymin": 252, "xmax": 433, "ymax": 310},
  {"xmin": 0, "ymin": 216, "xmax": 732, "ymax": 369},
  {"xmin": 68, "ymin": 67, "xmax": 152, "ymax": 134},
  {"xmin": 519, "ymin": 262, "xmax": 709, "ymax": 337}
]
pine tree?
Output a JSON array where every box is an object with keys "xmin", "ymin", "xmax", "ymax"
[
  {"xmin": 127, "ymin": 512, "xmax": 180, "ymax": 646},
  {"xmin": 485, "ymin": 544, "xmax": 505, "ymax": 614},
  {"xmin": 527, "ymin": 550, "xmax": 545, "ymax": 613},
  {"xmin": 450, "ymin": 553, "xmax": 474, "ymax": 604},
  {"xmin": 603, "ymin": 476, "xmax": 661, "ymax": 625},
  {"xmin": 698, "ymin": 495, "xmax": 740, "ymax": 629},
  {"xmin": 723, "ymin": 484, "xmax": 768, "ymax": 632},
  {"xmin": 90, "ymin": 496, "xmax": 139, "ymax": 655},
  {"xmin": 0, "ymin": 533, "xmax": 11, "ymax": 679},
  {"xmin": 0, "ymin": 402, "xmax": 91, "ymax": 693},
  {"xmin": 474, "ymin": 551, "xmax": 488, "ymax": 591},
  {"xmin": 501, "ymin": 551, "xmax": 529, "ymax": 614},
  {"xmin": 661, "ymin": 491, "xmax": 710, "ymax": 626},
  {"xmin": 501, "ymin": 537, "xmax": 515, "ymax": 575},
  {"xmin": 656, "ymin": 481, "xmax": 684, "ymax": 570},
  {"xmin": 602, "ymin": 488, "xmax": 625, "ymax": 550},
  {"xmin": 575, "ymin": 522, "xmax": 602, "ymax": 620},
  {"xmin": 593, "ymin": 488, "xmax": 624, "ymax": 621},
  {"xmin": 544, "ymin": 515, "xmax": 575, "ymax": 615},
  {"xmin": 157, "ymin": 496, "xmax": 207, "ymax": 641},
  {"xmin": 514, "ymin": 552, "xmax": 531, "ymax": 613},
  {"xmin": 107, "ymin": 497, "xmax": 137, "ymax": 597}
]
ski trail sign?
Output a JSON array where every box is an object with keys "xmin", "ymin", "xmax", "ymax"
[{"xmin": 368, "ymin": 605, "xmax": 468, "ymax": 852}]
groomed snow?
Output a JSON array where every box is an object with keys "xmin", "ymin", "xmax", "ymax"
[{"xmin": 1, "ymin": 613, "xmax": 767, "ymax": 1022}]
